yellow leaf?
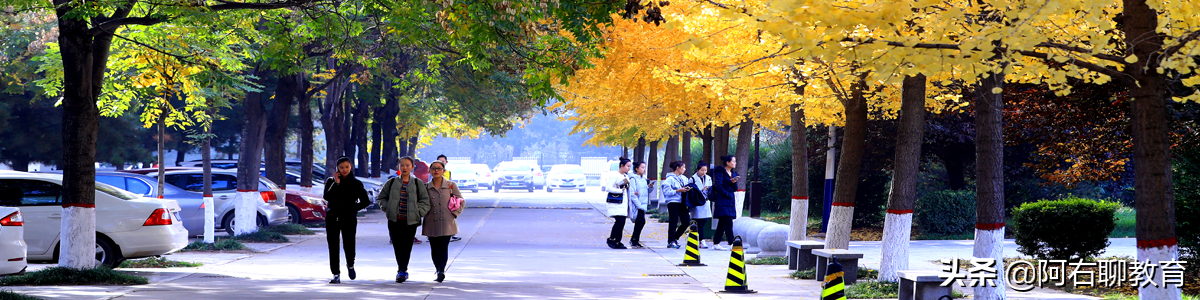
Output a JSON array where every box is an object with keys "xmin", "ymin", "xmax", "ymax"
[{"xmin": 1125, "ymin": 55, "xmax": 1138, "ymax": 63}]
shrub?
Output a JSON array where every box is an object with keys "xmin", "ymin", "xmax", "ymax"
[
  {"xmin": 846, "ymin": 280, "xmax": 898, "ymax": 299},
  {"xmin": 790, "ymin": 268, "xmax": 815, "ymax": 279},
  {"xmin": 915, "ymin": 189, "xmax": 977, "ymax": 235},
  {"xmin": 1176, "ymin": 142, "xmax": 1200, "ymax": 258},
  {"xmin": 0, "ymin": 290, "xmax": 42, "ymax": 300},
  {"xmin": 0, "ymin": 267, "xmax": 147, "ymax": 286},
  {"xmin": 182, "ymin": 239, "xmax": 246, "ymax": 251},
  {"xmin": 118, "ymin": 257, "xmax": 202, "ymax": 268},
  {"xmin": 233, "ymin": 231, "xmax": 289, "ymax": 243},
  {"xmin": 262, "ymin": 224, "xmax": 315, "ymax": 235},
  {"xmin": 745, "ymin": 256, "xmax": 787, "ymax": 265},
  {"xmin": 1012, "ymin": 196, "xmax": 1119, "ymax": 260}
]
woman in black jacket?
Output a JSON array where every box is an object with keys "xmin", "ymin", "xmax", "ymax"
[
  {"xmin": 710, "ymin": 155, "xmax": 740, "ymax": 251},
  {"xmin": 323, "ymin": 157, "xmax": 372, "ymax": 284}
]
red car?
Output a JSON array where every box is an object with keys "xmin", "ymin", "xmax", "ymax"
[{"xmin": 285, "ymin": 189, "xmax": 328, "ymax": 224}]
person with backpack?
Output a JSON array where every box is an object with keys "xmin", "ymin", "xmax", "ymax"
[
  {"xmin": 377, "ymin": 156, "xmax": 431, "ymax": 283},
  {"xmin": 323, "ymin": 157, "xmax": 372, "ymax": 284},
  {"xmin": 661, "ymin": 161, "xmax": 693, "ymax": 249},
  {"xmin": 690, "ymin": 161, "xmax": 714, "ymax": 249},
  {"xmin": 423, "ymin": 161, "xmax": 464, "ymax": 282}
]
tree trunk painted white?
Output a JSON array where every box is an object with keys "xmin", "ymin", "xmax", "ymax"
[
  {"xmin": 59, "ymin": 206, "xmax": 96, "ymax": 269},
  {"xmin": 789, "ymin": 196, "xmax": 808, "ymax": 241},
  {"xmin": 1139, "ymin": 245, "xmax": 1182, "ymax": 300},
  {"xmin": 203, "ymin": 195, "xmax": 215, "ymax": 244},
  {"xmin": 973, "ymin": 227, "xmax": 1006, "ymax": 300},
  {"xmin": 879, "ymin": 212, "xmax": 912, "ymax": 282},
  {"xmin": 234, "ymin": 191, "xmax": 258, "ymax": 235},
  {"xmin": 826, "ymin": 205, "xmax": 853, "ymax": 249}
]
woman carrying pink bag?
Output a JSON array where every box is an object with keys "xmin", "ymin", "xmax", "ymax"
[{"xmin": 423, "ymin": 161, "xmax": 465, "ymax": 283}]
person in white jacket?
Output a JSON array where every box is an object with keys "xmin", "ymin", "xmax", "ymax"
[
  {"xmin": 605, "ymin": 157, "xmax": 633, "ymax": 249},
  {"xmin": 626, "ymin": 162, "xmax": 650, "ymax": 249},
  {"xmin": 690, "ymin": 161, "xmax": 714, "ymax": 249}
]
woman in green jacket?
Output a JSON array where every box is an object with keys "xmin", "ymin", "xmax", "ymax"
[{"xmin": 377, "ymin": 156, "xmax": 431, "ymax": 283}]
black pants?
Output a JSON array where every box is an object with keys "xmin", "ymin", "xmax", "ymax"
[
  {"xmin": 429, "ymin": 236, "xmax": 451, "ymax": 273},
  {"xmin": 667, "ymin": 202, "xmax": 691, "ymax": 242},
  {"xmin": 388, "ymin": 220, "xmax": 420, "ymax": 273},
  {"xmin": 325, "ymin": 214, "xmax": 357, "ymax": 275},
  {"xmin": 712, "ymin": 217, "xmax": 735, "ymax": 246},
  {"xmin": 608, "ymin": 210, "xmax": 646, "ymax": 242},
  {"xmin": 693, "ymin": 218, "xmax": 711, "ymax": 241}
]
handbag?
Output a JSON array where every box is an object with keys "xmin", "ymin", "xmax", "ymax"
[
  {"xmin": 606, "ymin": 192, "xmax": 624, "ymax": 204},
  {"xmin": 448, "ymin": 195, "xmax": 463, "ymax": 212}
]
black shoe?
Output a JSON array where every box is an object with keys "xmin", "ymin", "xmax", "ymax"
[
  {"xmin": 450, "ymin": 236, "xmax": 462, "ymax": 242},
  {"xmin": 629, "ymin": 241, "xmax": 645, "ymax": 249},
  {"xmin": 435, "ymin": 271, "xmax": 446, "ymax": 283},
  {"xmin": 613, "ymin": 241, "xmax": 628, "ymax": 249},
  {"xmin": 329, "ymin": 274, "xmax": 341, "ymax": 284},
  {"xmin": 348, "ymin": 267, "xmax": 356, "ymax": 280},
  {"xmin": 396, "ymin": 271, "xmax": 408, "ymax": 283},
  {"xmin": 606, "ymin": 238, "xmax": 619, "ymax": 249}
]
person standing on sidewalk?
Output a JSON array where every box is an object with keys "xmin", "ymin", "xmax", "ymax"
[
  {"xmin": 605, "ymin": 157, "xmax": 633, "ymax": 249},
  {"xmin": 423, "ymin": 161, "xmax": 464, "ymax": 283},
  {"xmin": 710, "ymin": 155, "xmax": 740, "ymax": 251},
  {"xmin": 323, "ymin": 157, "xmax": 372, "ymax": 284},
  {"xmin": 378, "ymin": 156, "xmax": 431, "ymax": 283},
  {"xmin": 689, "ymin": 161, "xmax": 714, "ymax": 249},
  {"xmin": 435, "ymin": 155, "xmax": 462, "ymax": 243},
  {"xmin": 661, "ymin": 161, "xmax": 692, "ymax": 249},
  {"xmin": 626, "ymin": 162, "xmax": 649, "ymax": 249}
]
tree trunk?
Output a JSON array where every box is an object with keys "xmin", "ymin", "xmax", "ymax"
[
  {"xmin": 382, "ymin": 94, "xmax": 399, "ymax": 173},
  {"xmin": 648, "ymin": 140, "xmax": 660, "ymax": 181},
  {"xmin": 622, "ymin": 146, "xmax": 628, "ymax": 159},
  {"xmin": 370, "ymin": 106, "xmax": 383, "ymax": 178},
  {"xmin": 173, "ymin": 143, "xmax": 186, "ymax": 167},
  {"xmin": 342, "ymin": 94, "xmax": 356, "ymax": 160},
  {"xmin": 398, "ymin": 133, "xmax": 409, "ymax": 158},
  {"xmin": 944, "ymin": 154, "xmax": 967, "ymax": 190},
  {"xmin": 634, "ymin": 136, "xmax": 646, "ymax": 162},
  {"xmin": 682, "ymin": 131, "xmax": 693, "ymax": 168},
  {"xmin": 235, "ymin": 67, "xmax": 270, "ymax": 236},
  {"xmin": 407, "ymin": 135, "xmax": 418, "ymax": 158},
  {"xmin": 202, "ymin": 110, "xmax": 216, "ymax": 243},
  {"xmin": 299, "ymin": 78, "xmax": 314, "ymax": 189},
  {"xmin": 702, "ymin": 126, "xmax": 714, "ymax": 166},
  {"xmin": 714, "ymin": 125, "xmax": 729, "ymax": 160},
  {"xmin": 789, "ymin": 104, "xmax": 809, "ymax": 241},
  {"xmin": 354, "ymin": 99, "xmax": 369, "ymax": 177},
  {"xmin": 56, "ymin": 11, "xmax": 110, "ymax": 269},
  {"xmin": 826, "ymin": 77, "xmax": 869, "ymax": 250},
  {"xmin": 733, "ymin": 121, "xmax": 753, "ymax": 190},
  {"xmin": 663, "ymin": 134, "xmax": 679, "ymax": 179},
  {"xmin": 320, "ymin": 66, "xmax": 353, "ymax": 179},
  {"xmin": 880, "ymin": 74, "xmax": 927, "ymax": 282},
  {"xmin": 265, "ymin": 73, "xmax": 297, "ymax": 188},
  {"xmin": 156, "ymin": 111, "xmax": 167, "ymax": 198},
  {"xmin": 1123, "ymin": 1, "xmax": 1179, "ymax": 298},
  {"xmin": 973, "ymin": 70, "xmax": 1007, "ymax": 300}
]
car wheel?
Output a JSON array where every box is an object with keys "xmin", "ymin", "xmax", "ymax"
[
  {"xmin": 288, "ymin": 205, "xmax": 302, "ymax": 224},
  {"xmin": 223, "ymin": 212, "xmax": 269, "ymax": 236},
  {"xmin": 472, "ymin": 188, "xmax": 479, "ymax": 193},
  {"xmin": 528, "ymin": 186, "xmax": 534, "ymax": 193},
  {"xmin": 545, "ymin": 186, "xmax": 551, "ymax": 192},
  {"xmin": 494, "ymin": 185, "xmax": 500, "ymax": 193},
  {"xmin": 95, "ymin": 237, "xmax": 123, "ymax": 268},
  {"xmin": 579, "ymin": 188, "xmax": 587, "ymax": 192}
]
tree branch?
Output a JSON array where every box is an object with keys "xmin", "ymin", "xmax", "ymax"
[
  {"xmin": 1013, "ymin": 50, "xmax": 1135, "ymax": 86},
  {"xmin": 1159, "ymin": 30, "xmax": 1200, "ymax": 64},
  {"xmin": 91, "ymin": 16, "xmax": 167, "ymax": 36},
  {"xmin": 209, "ymin": 0, "xmax": 315, "ymax": 11},
  {"xmin": 305, "ymin": 65, "xmax": 360, "ymax": 98},
  {"xmin": 1032, "ymin": 42, "xmax": 1123, "ymax": 63}
]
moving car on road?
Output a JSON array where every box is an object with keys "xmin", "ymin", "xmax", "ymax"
[
  {"xmin": 0, "ymin": 172, "xmax": 188, "ymax": 268},
  {"xmin": 545, "ymin": 165, "xmax": 588, "ymax": 192},
  {"xmin": 467, "ymin": 164, "xmax": 493, "ymax": 188},
  {"xmin": 492, "ymin": 161, "xmax": 537, "ymax": 193},
  {"xmin": 445, "ymin": 165, "xmax": 480, "ymax": 193},
  {"xmin": 149, "ymin": 170, "xmax": 290, "ymax": 235},
  {"xmin": 0, "ymin": 206, "xmax": 26, "ymax": 275}
]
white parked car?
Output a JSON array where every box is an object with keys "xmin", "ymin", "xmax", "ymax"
[
  {"xmin": 0, "ymin": 172, "xmax": 188, "ymax": 268},
  {"xmin": 545, "ymin": 164, "xmax": 588, "ymax": 192},
  {"xmin": 599, "ymin": 161, "xmax": 621, "ymax": 189},
  {"xmin": 0, "ymin": 206, "xmax": 27, "ymax": 275},
  {"xmin": 149, "ymin": 170, "xmax": 289, "ymax": 235}
]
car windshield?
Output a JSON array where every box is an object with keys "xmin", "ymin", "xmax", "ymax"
[
  {"xmin": 497, "ymin": 163, "xmax": 529, "ymax": 171},
  {"xmin": 96, "ymin": 182, "xmax": 140, "ymax": 200},
  {"xmin": 551, "ymin": 165, "xmax": 583, "ymax": 174},
  {"xmin": 609, "ymin": 162, "xmax": 619, "ymax": 171},
  {"xmin": 446, "ymin": 166, "xmax": 474, "ymax": 174}
]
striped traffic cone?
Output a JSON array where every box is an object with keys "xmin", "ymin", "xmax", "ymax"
[
  {"xmin": 720, "ymin": 236, "xmax": 756, "ymax": 293},
  {"xmin": 678, "ymin": 223, "xmax": 706, "ymax": 266},
  {"xmin": 822, "ymin": 258, "xmax": 847, "ymax": 300}
]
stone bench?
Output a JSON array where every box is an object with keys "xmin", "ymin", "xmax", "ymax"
[
  {"xmin": 812, "ymin": 249, "xmax": 864, "ymax": 285},
  {"xmin": 785, "ymin": 240, "xmax": 825, "ymax": 270},
  {"xmin": 898, "ymin": 270, "xmax": 952, "ymax": 300}
]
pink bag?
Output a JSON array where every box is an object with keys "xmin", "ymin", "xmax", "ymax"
[{"xmin": 448, "ymin": 196, "xmax": 464, "ymax": 212}]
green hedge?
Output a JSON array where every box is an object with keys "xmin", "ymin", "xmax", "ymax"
[
  {"xmin": 1176, "ymin": 141, "xmax": 1200, "ymax": 258},
  {"xmin": 915, "ymin": 189, "xmax": 976, "ymax": 235},
  {"xmin": 1012, "ymin": 196, "xmax": 1119, "ymax": 260}
]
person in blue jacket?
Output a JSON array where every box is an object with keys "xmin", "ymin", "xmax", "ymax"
[{"xmin": 709, "ymin": 155, "xmax": 740, "ymax": 251}]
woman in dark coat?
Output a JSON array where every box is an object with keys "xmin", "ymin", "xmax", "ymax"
[
  {"xmin": 323, "ymin": 157, "xmax": 372, "ymax": 284},
  {"xmin": 710, "ymin": 155, "xmax": 740, "ymax": 251}
]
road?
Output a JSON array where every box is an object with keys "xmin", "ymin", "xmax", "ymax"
[{"xmin": 9, "ymin": 187, "xmax": 1099, "ymax": 300}]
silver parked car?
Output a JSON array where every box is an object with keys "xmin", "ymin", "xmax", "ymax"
[{"xmin": 149, "ymin": 170, "xmax": 289, "ymax": 235}]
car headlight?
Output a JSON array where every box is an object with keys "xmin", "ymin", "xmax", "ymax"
[{"xmin": 301, "ymin": 195, "xmax": 326, "ymax": 206}]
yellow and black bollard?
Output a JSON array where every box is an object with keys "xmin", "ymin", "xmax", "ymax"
[
  {"xmin": 720, "ymin": 236, "xmax": 757, "ymax": 293},
  {"xmin": 678, "ymin": 223, "xmax": 706, "ymax": 266},
  {"xmin": 822, "ymin": 258, "xmax": 847, "ymax": 300}
]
